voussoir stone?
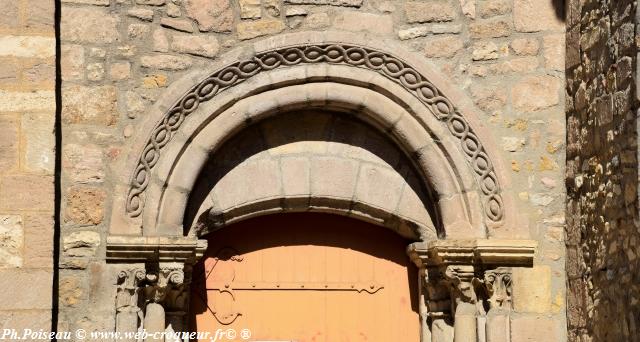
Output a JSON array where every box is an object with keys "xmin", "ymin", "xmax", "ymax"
[
  {"xmin": 184, "ymin": 0, "xmax": 233, "ymax": 32},
  {"xmin": 61, "ymin": 7, "xmax": 120, "ymax": 43},
  {"xmin": 171, "ymin": 35, "xmax": 220, "ymax": 58}
]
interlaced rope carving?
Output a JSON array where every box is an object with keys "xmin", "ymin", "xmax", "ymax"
[{"xmin": 126, "ymin": 44, "xmax": 504, "ymax": 224}]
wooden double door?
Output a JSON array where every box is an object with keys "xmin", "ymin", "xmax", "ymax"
[{"xmin": 190, "ymin": 213, "xmax": 420, "ymax": 341}]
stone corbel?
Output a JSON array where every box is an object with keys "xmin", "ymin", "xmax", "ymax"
[
  {"xmin": 407, "ymin": 239, "xmax": 536, "ymax": 342},
  {"xmin": 108, "ymin": 236, "xmax": 207, "ymax": 341}
]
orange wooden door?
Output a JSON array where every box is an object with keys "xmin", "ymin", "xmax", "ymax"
[{"xmin": 190, "ymin": 213, "xmax": 420, "ymax": 342}]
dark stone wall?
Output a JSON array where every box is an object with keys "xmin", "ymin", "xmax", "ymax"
[{"xmin": 566, "ymin": 0, "xmax": 640, "ymax": 340}]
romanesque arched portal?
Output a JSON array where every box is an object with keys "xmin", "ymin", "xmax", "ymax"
[{"xmin": 106, "ymin": 32, "xmax": 535, "ymax": 342}]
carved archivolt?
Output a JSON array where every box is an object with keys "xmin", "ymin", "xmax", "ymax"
[{"xmin": 125, "ymin": 44, "xmax": 504, "ymax": 225}]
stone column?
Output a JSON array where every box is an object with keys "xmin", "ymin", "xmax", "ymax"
[
  {"xmin": 115, "ymin": 269, "xmax": 146, "ymax": 342},
  {"xmin": 407, "ymin": 239, "xmax": 536, "ymax": 342},
  {"xmin": 482, "ymin": 268, "xmax": 512, "ymax": 342},
  {"xmin": 443, "ymin": 265, "xmax": 478, "ymax": 342}
]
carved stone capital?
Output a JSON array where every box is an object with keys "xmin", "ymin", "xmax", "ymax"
[
  {"xmin": 482, "ymin": 267, "xmax": 513, "ymax": 310},
  {"xmin": 443, "ymin": 265, "xmax": 478, "ymax": 305},
  {"xmin": 116, "ymin": 269, "xmax": 146, "ymax": 312}
]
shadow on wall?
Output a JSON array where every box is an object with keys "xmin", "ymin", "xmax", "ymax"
[{"xmin": 552, "ymin": 0, "xmax": 566, "ymax": 20}]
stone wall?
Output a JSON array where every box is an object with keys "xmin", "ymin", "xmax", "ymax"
[
  {"xmin": 566, "ymin": 0, "xmax": 640, "ymax": 341},
  {"xmin": 57, "ymin": 0, "xmax": 567, "ymax": 339},
  {"xmin": 0, "ymin": 0, "xmax": 56, "ymax": 332}
]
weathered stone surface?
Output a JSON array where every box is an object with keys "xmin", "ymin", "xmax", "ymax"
[
  {"xmin": 167, "ymin": 3, "xmax": 181, "ymax": 17},
  {"xmin": 109, "ymin": 62, "xmax": 131, "ymax": 80},
  {"xmin": 468, "ymin": 56, "xmax": 539, "ymax": 76},
  {"xmin": 511, "ymin": 38, "xmax": 539, "ymax": 56},
  {"xmin": 305, "ymin": 13, "xmax": 330, "ymax": 29},
  {"xmin": 0, "ymin": 59, "xmax": 18, "ymax": 84},
  {"xmin": 184, "ymin": 0, "xmax": 233, "ymax": 32},
  {"xmin": 86, "ymin": 63, "xmax": 104, "ymax": 81},
  {"xmin": 284, "ymin": 0, "xmax": 362, "ymax": 5},
  {"xmin": 0, "ymin": 310, "xmax": 51, "ymax": 332},
  {"xmin": 240, "ymin": 0, "xmax": 262, "ymax": 19},
  {"xmin": 0, "ymin": 270, "xmax": 52, "ymax": 309},
  {"xmin": 22, "ymin": 212, "xmax": 54, "ymax": 268},
  {"xmin": 62, "ymin": 85, "xmax": 118, "ymax": 126},
  {"xmin": 478, "ymin": 0, "xmax": 510, "ymax": 18},
  {"xmin": 513, "ymin": 0, "xmax": 563, "ymax": 32},
  {"xmin": 237, "ymin": 19, "xmax": 285, "ymax": 40},
  {"xmin": 160, "ymin": 18, "xmax": 194, "ymax": 33},
  {"xmin": 0, "ymin": 175, "xmax": 54, "ymax": 211},
  {"xmin": 543, "ymin": 34, "xmax": 564, "ymax": 71},
  {"xmin": 469, "ymin": 83, "xmax": 507, "ymax": 113},
  {"xmin": 405, "ymin": 1, "xmax": 456, "ymax": 23},
  {"xmin": 63, "ymin": 143, "xmax": 105, "ymax": 183},
  {"xmin": 25, "ymin": 0, "xmax": 54, "ymax": 31},
  {"xmin": 171, "ymin": 35, "xmax": 220, "ymax": 58},
  {"xmin": 333, "ymin": 12, "xmax": 393, "ymax": 35},
  {"xmin": 0, "ymin": 115, "xmax": 18, "ymax": 172},
  {"xmin": 0, "ymin": 90, "xmax": 54, "ymax": 112},
  {"xmin": 512, "ymin": 266, "xmax": 551, "ymax": 313},
  {"xmin": 0, "ymin": 36, "xmax": 55, "ymax": 58},
  {"xmin": 136, "ymin": 0, "xmax": 165, "ymax": 4},
  {"xmin": 140, "ymin": 55, "xmax": 193, "ymax": 70},
  {"xmin": 0, "ymin": 215, "xmax": 23, "ymax": 268},
  {"xmin": 62, "ymin": 0, "xmax": 110, "ymax": 5},
  {"xmin": 424, "ymin": 35, "xmax": 464, "ymax": 58},
  {"xmin": 0, "ymin": 1, "xmax": 19, "ymax": 30},
  {"xmin": 127, "ymin": 8, "xmax": 155, "ymax": 21},
  {"xmin": 59, "ymin": 275, "xmax": 84, "ymax": 307},
  {"xmin": 512, "ymin": 75, "xmax": 561, "ymax": 112},
  {"xmin": 23, "ymin": 60, "xmax": 55, "ymax": 85},
  {"xmin": 63, "ymin": 231, "xmax": 101, "ymax": 257},
  {"xmin": 61, "ymin": 7, "xmax": 120, "ymax": 43},
  {"xmin": 64, "ymin": 187, "xmax": 106, "ymax": 225},
  {"xmin": 152, "ymin": 29, "xmax": 169, "ymax": 52},
  {"xmin": 310, "ymin": 157, "xmax": 359, "ymax": 199},
  {"xmin": 510, "ymin": 315, "xmax": 559, "ymax": 342},
  {"xmin": 469, "ymin": 19, "xmax": 511, "ymax": 38},
  {"xmin": 22, "ymin": 112, "xmax": 55, "ymax": 173},
  {"xmin": 472, "ymin": 41, "xmax": 500, "ymax": 60},
  {"xmin": 398, "ymin": 24, "xmax": 462, "ymax": 40}
]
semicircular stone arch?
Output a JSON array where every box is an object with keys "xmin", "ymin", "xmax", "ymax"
[
  {"xmin": 185, "ymin": 110, "xmax": 439, "ymax": 240},
  {"xmin": 109, "ymin": 33, "xmax": 514, "ymax": 241}
]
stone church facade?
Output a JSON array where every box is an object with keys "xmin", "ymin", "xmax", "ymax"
[{"xmin": 0, "ymin": 0, "xmax": 637, "ymax": 341}]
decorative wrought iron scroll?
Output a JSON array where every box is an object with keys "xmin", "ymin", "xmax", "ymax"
[{"xmin": 126, "ymin": 44, "xmax": 504, "ymax": 224}]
